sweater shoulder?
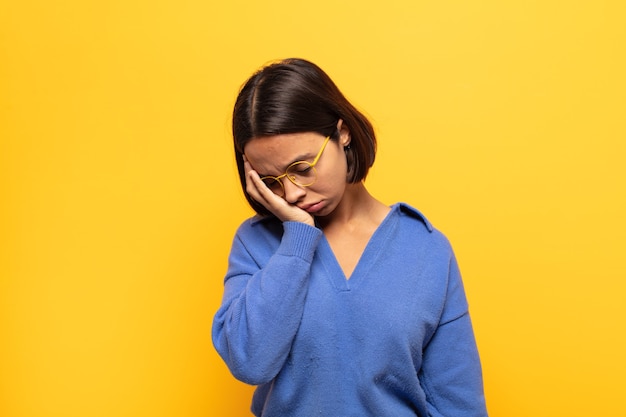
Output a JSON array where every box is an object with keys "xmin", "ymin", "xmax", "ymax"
[
  {"xmin": 394, "ymin": 202, "xmax": 434, "ymax": 232},
  {"xmin": 232, "ymin": 215, "xmax": 323, "ymax": 262},
  {"xmin": 235, "ymin": 214, "xmax": 282, "ymax": 238},
  {"xmin": 394, "ymin": 202, "xmax": 454, "ymax": 253},
  {"xmin": 231, "ymin": 215, "xmax": 283, "ymax": 257}
]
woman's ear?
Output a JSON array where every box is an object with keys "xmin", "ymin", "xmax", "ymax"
[{"xmin": 336, "ymin": 119, "xmax": 351, "ymax": 147}]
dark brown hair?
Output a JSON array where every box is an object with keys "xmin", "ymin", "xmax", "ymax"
[{"xmin": 232, "ymin": 58, "xmax": 377, "ymax": 215}]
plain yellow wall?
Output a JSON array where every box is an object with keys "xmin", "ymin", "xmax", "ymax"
[{"xmin": 1, "ymin": 1, "xmax": 625, "ymax": 416}]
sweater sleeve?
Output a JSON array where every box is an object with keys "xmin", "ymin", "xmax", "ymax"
[
  {"xmin": 419, "ymin": 254, "xmax": 489, "ymax": 417},
  {"xmin": 212, "ymin": 221, "xmax": 323, "ymax": 385}
]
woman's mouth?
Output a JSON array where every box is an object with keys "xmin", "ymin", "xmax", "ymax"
[{"xmin": 302, "ymin": 201, "xmax": 324, "ymax": 214}]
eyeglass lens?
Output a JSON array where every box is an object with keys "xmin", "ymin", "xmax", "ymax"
[{"xmin": 261, "ymin": 162, "xmax": 318, "ymax": 196}]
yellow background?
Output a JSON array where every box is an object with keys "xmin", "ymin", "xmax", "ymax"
[{"xmin": 1, "ymin": 0, "xmax": 625, "ymax": 416}]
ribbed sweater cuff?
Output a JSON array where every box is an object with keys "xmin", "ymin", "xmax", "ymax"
[{"xmin": 276, "ymin": 221, "xmax": 322, "ymax": 261}]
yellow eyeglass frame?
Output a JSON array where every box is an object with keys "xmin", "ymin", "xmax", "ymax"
[{"xmin": 260, "ymin": 135, "xmax": 332, "ymax": 196}]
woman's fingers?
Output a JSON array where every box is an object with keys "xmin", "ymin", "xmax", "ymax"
[
  {"xmin": 243, "ymin": 157, "xmax": 276, "ymax": 206},
  {"xmin": 243, "ymin": 155, "xmax": 314, "ymax": 226},
  {"xmin": 245, "ymin": 168, "xmax": 267, "ymax": 204}
]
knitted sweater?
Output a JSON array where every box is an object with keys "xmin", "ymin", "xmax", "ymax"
[{"xmin": 212, "ymin": 203, "xmax": 488, "ymax": 416}]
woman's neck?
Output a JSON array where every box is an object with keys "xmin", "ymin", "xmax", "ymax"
[{"xmin": 316, "ymin": 183, "xmax": 389, "ymax": 230}]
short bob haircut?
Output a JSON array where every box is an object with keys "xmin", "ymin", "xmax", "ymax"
[{"xmin": 232, "ymin": 58, "xmax": 377, "ymax": 216}]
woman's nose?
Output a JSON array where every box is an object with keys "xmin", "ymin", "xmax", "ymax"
[{"xmin": 282, "ymin": 179, "xmax": 306, "ymax": 204}]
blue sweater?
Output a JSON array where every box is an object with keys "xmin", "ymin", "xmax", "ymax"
[{"xmin": 212, "ymin": 203, "xmax": 488, "ymax": 416}]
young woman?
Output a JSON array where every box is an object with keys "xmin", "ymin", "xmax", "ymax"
[{"xmin": 212, "ymin": 58, "xmax": 488, "ymax": 417}]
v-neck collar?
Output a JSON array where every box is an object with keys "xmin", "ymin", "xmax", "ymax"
[{"xmin": 317, "ymin": 205, "xmax": 400, "ymax": 291}]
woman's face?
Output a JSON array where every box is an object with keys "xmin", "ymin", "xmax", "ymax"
[{"xmin": 243, "ymin": 130, "xmax": 351, "ymax": 217}]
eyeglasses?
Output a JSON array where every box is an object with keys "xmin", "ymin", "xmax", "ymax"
[{"xmin": 260, "ymin": 136, "xmax": 331, "ymax": 197}]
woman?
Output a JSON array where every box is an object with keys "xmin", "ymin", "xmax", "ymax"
[{"xmin": 212, "ymin": 58, "xmax": 488, "ymax": 416}]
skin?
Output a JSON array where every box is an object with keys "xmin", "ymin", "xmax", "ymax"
[{"xmin": 243, "ymin": 121, "xmax": 390, "ymax": 278}]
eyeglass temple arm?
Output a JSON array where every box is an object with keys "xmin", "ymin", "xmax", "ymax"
[{"xmin": 311, "ymin": 136, "xmax": 331, "ymax": 166}]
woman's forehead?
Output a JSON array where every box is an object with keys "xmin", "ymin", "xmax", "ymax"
[{"xmin": 245, "ymin": 133, "xmax": 322, "ymax": 158}]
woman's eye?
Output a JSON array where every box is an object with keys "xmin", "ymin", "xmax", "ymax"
[
  {"xmin": 262, "ymin": 178, "xmax": 279, "ymax": 188},
  {"xmin": 292, "ymin": 163, "xmax": 312, "ymax": 174}
]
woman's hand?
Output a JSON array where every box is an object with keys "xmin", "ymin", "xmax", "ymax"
[{"xmin": 243, "ymin": 156, "xmax": 315, "ymax": 226}]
